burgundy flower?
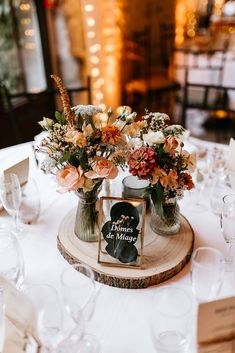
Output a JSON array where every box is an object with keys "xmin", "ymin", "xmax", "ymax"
[{"xmin": 128, "ymin": 147, "xmax": 156, "ymax": 178}]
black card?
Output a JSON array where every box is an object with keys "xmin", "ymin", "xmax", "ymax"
[{"xmin": 98, "ymin": 197, "xmax": 146, "ymax": 268}]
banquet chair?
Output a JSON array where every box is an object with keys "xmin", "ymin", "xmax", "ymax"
[
  {"xmin": 122, "ymin": 28, "xmax": 180, "ymax": 116},
  {"xmin": 175, "ymin": 43, "xmax": 235, "ymax": 141},
  {"xmin": 174, "ymin": 43, "xmax": 235, "ymax": 128},
  {"xmin": 0, "ymin": 77, "xmax": 91, "ymax": 147}
]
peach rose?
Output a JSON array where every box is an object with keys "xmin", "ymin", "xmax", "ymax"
[
  {"xmin": 64, "ymin": 129, "xmax": 87, "ymax": 147},
  {"xmin": 85, "ymin": 156, "xmax": 118, "ymax": 180},
  {"xmin": 56, "ymin": 165, "xmax": 84, "ymax": 193}
]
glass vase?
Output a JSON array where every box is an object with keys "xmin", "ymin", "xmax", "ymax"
[
  {"xmin": 150, "ymin": 197, "xmax": 180, "ymax": 236},
  {"xmin": 74, "ymin": 181, "xmax": 102, "ymax": 242}
]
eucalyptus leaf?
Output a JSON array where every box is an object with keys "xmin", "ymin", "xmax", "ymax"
[
  {"xmin": 151, "ymin": 182, "xmax": 165, "ymax": 220},
  {"xmin": 78, "ymin": 148, "xmax": 88, "ymax": 170},
  {"xmin": 55, "ymin": 111, "xmax": 66, "ymax": 125},
  {"xmin": 59, "ymin": 151, "xmax": 71, "ymax": 163},
  {"xmin": 85, "ymin": 113, "xmax": 95, "ymax": 130},
  {"xmin": 77, "ymin": 113, "xmax": 83, "ymax": 131}
]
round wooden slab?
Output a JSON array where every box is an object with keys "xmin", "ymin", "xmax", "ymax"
[{"xmin": 57, "ymin": 208, "xmax": 194, "ymax": 289}]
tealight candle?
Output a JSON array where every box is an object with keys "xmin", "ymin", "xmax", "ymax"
[{"xmin": 122, "ymin": 175, "xmax": 150, "ymax": 209}]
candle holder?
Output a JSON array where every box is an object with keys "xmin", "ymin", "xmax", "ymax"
[{"xmin": 122, "ymin": 175, "xmax": 150, "ymax": 209}]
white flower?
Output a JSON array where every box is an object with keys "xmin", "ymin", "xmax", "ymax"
[
  {"xmin": 143, "ymin": 130, "xmax": 165, "ymax": 146},
  {"xmin": 178, "ymin": 129, "xmax": 190, "ymax": 144},
  {"xmin": 126, "ymin": 112, "xmax": 137, "ymax": 123},
  {"xmin": 127, "ymin": 138, "xmax": 143, "ymax": 150},
  {"xmin": 165, "ymin": 124, "xmax": 183, "ymax": 132},
  {"xmin": 74, "ymin": 105, "xmax": 103, "ymax": 117},
  {"xmin": 41, "ymin": 157, "xmax": 57, "ymax": 174},
  {"xmin": 38, "ymin": 117, "xmax": 54, "ymax": 130},
  {"xmin": 114, "ymin": 120, "xmax": 126, "ymax": 130}
]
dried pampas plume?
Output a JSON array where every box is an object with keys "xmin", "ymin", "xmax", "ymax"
[{"xmin": 51, "ymin": 74, "xmax": 74, "ymax": 128}]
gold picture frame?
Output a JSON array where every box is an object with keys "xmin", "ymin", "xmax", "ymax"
[{"xmin": 98, "ymin": 196, "xmax": 146, "ymax": 269}]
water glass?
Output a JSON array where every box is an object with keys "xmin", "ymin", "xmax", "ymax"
[
  {"xmin": 61, "ymin": 263, "xmax": 95, "ymax": 324},
  {"xmin": 0, "ymin": 229, "xmax": 24, "ymax": 288},
  {"xmin": 24, "ymin": 284, "xmax": 64, "ymax": 351},
  {"xmin": 191, "ymin": 247, "xmax": 224, "ymax": 302},
  {"xmin": 151, "ymin": 286, "xmax": 192, "ymax": 353},
  {"xmin": 0, "ymin": 173, "xmax": 22, "ymax": 236},
  {"xmin": 122, "ymin": 175, "xmax": 150, "ymax": 209},
  {"xmin": 220, "ymin": 194, "xmax": 235, "ymax": 270},
  {"xmin": 20, "ymin": 178, "xmax": 40, "ymax": 224},
  {"xmin": 56, "ymin": 330, "xmax": 100, "ymax": 353},
  {"xmin": 210, "ymin": 182, "xmax": 232, "ymax": 215}
]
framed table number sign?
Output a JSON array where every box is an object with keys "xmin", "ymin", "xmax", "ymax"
[{"xmin": 98, "ymin": 196, "xmax": 146, "ymax": 268}]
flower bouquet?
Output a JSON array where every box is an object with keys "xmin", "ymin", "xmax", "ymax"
[
  {"xmin": 127, "ymin": 112, "xmax": 196, "ymax": 235},
  {"xmin": 37, "ymin": 75, "xmax": 138, "ymax": 242},
  {"xmin": 37, "ymin": 75, "xmax": 195, "ymax": 240}
]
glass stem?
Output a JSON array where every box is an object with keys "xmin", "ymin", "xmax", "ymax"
[
  {"xmin": 14, "ymin": 210, "xmax": 20, "ymax": 234},
  {"xmin": 225, "ymin": 242, "xmax": 233, "ymax": 265}
]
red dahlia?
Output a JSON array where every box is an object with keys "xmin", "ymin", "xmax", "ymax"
[{"xmin": 128, "ymin": 147, "xmax": 156, "ymax": 178}]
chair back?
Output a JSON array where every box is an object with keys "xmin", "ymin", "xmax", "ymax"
[
  {"xmin": 0, "ymin": 77, "xmax": 91, "ymax": 147},
  {"xmin": 173, "ymin": 40, "xmax": 235, "ymax": 129}
]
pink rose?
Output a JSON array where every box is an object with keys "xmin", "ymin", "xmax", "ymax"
[
  {"xmin": 85, "ymin": 156, "xmax": 118, "ymax": 180},
  {"xmin": 56, "ymin": 165, "xmax": 84, "ymax": 193}
]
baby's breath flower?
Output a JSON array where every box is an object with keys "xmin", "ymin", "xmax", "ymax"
[{"xmin": 74, "ymin": 105, "xmax": 103, "ymax": 117}]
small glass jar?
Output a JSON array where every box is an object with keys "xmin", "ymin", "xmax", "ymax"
[{"xmin": 122, "ymin": 175, "xmax": 150, "ymax": 209}]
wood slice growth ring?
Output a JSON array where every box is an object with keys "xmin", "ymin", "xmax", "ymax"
[{"xmin": 57, "ymin": 208, "xmax": 194, "ymax": 289}]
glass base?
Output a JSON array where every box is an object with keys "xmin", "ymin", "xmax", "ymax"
[
  {"xmin": 150, "ymin": 221, "xmax": 180, "ymax": 236},
  {"xmin": 155, "ymin": 330, "xmax": 189, "ymax": 353}
]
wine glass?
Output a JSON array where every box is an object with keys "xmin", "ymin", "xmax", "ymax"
[
  {"xmin": 60, "ymin": 263, "xmax": 100, "ymax": 349},
  {"xmin": 20, "ymin": 178, "xmax": 41, "ymax": 224},
  {"xmin": 24, "ymin": 284, "xmax": 64, "ymax": 353},
  {"xmin": 220, "ymin": 194, "xmax": 235, "ymax": 271},
  {"xmin": 189, "ymin": 149, "xmax": 210, "ymax": 212},
  {"xmin": 191, "ymin": 247, "xmax": 224, "ymax": 303},
  {"xmin": 0, "ymin": 173, "xmax": 22, "ymax": 237},
  {"xmin": 55, "ymin": 326, "xmax": 101, "ymax": 353},
  {"xmin": 61, "ymin": 263, "xmax": 95, "ymax": 325},
  {"xmin": 0, "ymin": 229, "xmax": 24, "ymax": 289},
  {"xmin": 151, "ymin": 285, "xmax": 193, "ymax": 353}
]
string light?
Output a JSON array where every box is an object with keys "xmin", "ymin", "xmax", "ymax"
[
  {"xmin": 99, "ymin": 103, "xmax": 106, "ymax": 110},
  {"xmin": 21, "ymin": 18, "xmax": 31, "ymax": 25},
  {"xmin": 88, "ymin": 31, "xmax": 96, "ymax": 38},
  {"xmin": 213, "ymin": 0, "xmax": 225, "ymax": 17},
  {"xmin": 175, "ymin": 0, "xmax": 198, "ymax": 43},
  {"xmin": 96, "ymin": 92, "xmax": 104, "ymax": 100},
  {"xmin": 83, "ymin": 0, "xmax": 122, "ymax": 107},
  {"xmin": 87, "ymin": 18, "xmax": 95, "ymax": 26},
  {"xmin": 90, "ymin": 55, "xmax": 100, "ymax": 64},
  {"xmin": 96, "ymin": 78, "xmax": 105, "ymax": 86},
  {"xmin": 85, "ymin": 4, "xmax": 94, "ymax": 12},
  {"xmin": 24, "ymin": 29, "xmax": 35, "ymax": 36},
  {"xmin": 91, "ymin": 68, "xmax": 100, "ymax": 77},
  {"xmin": 20, "ymin": 3, "xmax": 31, "ymax": 11},
  {"xmin": 89, "ymin": 44, "xmax": 101, "ymax": 53},
  {"xmin": 25, "ymin": 42, "xmax": 36, "ymax": 49}
]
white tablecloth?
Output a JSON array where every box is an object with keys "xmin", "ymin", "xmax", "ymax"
[{"xmin": 0, "ymin": 138, "xmax": 234, "ymax": 353}]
